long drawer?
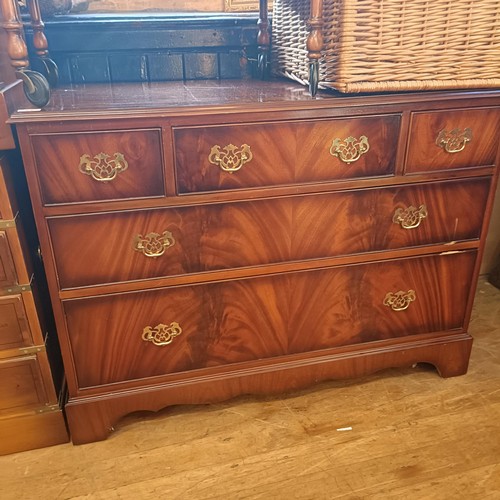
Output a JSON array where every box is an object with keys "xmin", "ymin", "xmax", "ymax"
[
  {"xmin": 64, "ymin": 251, "xmax": 476, "ymax": 389},
  {"xmin": 174, "ymin": 114, "xmax": 400, "ymax": 193},
  {"xmin": 49, "ymin": 178, "xmax": 490, "ymax": 289}
]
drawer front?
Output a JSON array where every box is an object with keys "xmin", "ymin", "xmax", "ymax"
[
  {"xmin": 174, "ymin": 115, "xmax": 400, "ymax": 193},
  {"xmin": 0, "ymin": 232, "xmax": 17, "ymax": 288},
  {"xmin": 0, "ymin": 295, "xmax": 34, "ymax": 351},
  {"xmin": 0, "ymin": 356, "xmax": 50, "ymax": 413},
  {"xmin": 65, "ymin": 251, "xmax": 475, "ymax": 388},
  {"xmin": 406, "ymin": 108, "xmax": 500, "ymax": 173},
  {"xmin": 49, "ymin": 178, "xmax": 489, "ymax": 289},
  {"xmin": 31, "ymin": 129, "xmax": 165, "ymax": 205}
]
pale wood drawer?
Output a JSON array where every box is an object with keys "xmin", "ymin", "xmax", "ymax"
[
  {"xmin": 64, "ymin": 251, "xmax": 475, "ymax": 389},
  {"xmin": 174, "ymin": 114, "xmax": 400, "ymax": 193},
  {"xmin": 48, "ymin": 178, "xmax": 489, "ymax": 289},
  {"xmin": 30, "ymin": 129, "xmax": 165, "ymax": 205},
  {"xmin": 0, "ymin": 355, "xmax": 52, "ymax": 414},
  {"xmin": 405, "ymin": 108, "xmax": 500, "ymax": 173},
  {"xmin": 0, "ymin": 232, "xmax": 17, "ymax": 288},
  {"xmin": 0, "ymin": 295, "xmax": 34, "ymax": 352}
]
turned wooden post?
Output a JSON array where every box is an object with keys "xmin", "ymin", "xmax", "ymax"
[
  {"xmin": 0, "ymin": 0, "xmax": 51, "ymax": 106},
  {"xmin": 307, "ymin": 0, "xmax": 324, "ymax": 96},
  {"xmin": 257, "ymin": 0, "xmax": 270, "ymax": 79},
  {"xmin": 25, "ymin": 0, "xmax": 58, "ymax": 87},
  {"xmin": 0, "ymin": 0, "xmax": 30, "ymax": 71},
  {"xmin": 26, "ymin": 0, "xmax": 49, "ymax": 58}
]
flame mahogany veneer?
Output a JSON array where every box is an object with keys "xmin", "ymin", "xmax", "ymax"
[{"xmin": 11, "ymin": 80, "xmax": 500, "ymax": 444}]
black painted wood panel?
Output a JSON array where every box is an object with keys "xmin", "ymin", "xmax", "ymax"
[{"xmin": 24, "ymin": 13, "xmax": 260, "ymax": 84}]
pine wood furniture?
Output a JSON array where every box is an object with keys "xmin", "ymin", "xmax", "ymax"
[
  {"xmin": 1, "ymin": 6, "xmax": 67, "ymax": 455},
  {"xmin": 10, "ymin": 79, "xmax": 500, "ymax": 444},
  {"xmin": 0, "ymin": 150, "xmax": 68, "ymax": 454}
]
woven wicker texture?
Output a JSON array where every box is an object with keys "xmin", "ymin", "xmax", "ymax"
[{"xmin": 272, "ymin": 0, "xmax": 500, "ymax": 92}]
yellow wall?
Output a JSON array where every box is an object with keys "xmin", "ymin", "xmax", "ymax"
[{"xmin": 85, "ymin": 0, "xmax": 251, "ymax": 11}]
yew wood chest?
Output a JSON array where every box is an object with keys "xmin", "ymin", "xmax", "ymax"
[{"xmin": 11, "ymin": 80, "xmax": 500, "ymax": 444}]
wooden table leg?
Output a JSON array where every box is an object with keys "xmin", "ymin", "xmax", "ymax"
[
  {"xmin": 0, "ymin": 0, "xmax": 50, "ymax": 107},
  {"xmin": 26, "ymin": 0, "xmax": 58, "ymax": 87},
  {"xmin": 306, "ymin": 0, "xmax": 324, "ymax": 96},
  {"xmin": 257, "ymin": 0, "xmax": 270, "ymax": 79},
  {"xmin": 1, "ymin": 0, "xmax": 30, "ymax": 73}
]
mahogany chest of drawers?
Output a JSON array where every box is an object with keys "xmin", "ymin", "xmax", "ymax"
[{"xmin": 11, "ymin": 80, "xmax": 500, "ymax": 444}]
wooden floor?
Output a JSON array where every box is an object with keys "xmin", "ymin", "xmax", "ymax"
[{"xmin": 1, "ymin": 278, "xmax": 499, "ymax": 499}]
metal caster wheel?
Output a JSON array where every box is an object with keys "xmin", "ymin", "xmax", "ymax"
[
  {"xmin": 32, "ymin": 56, "xmax": 59, "ymax": 88},
  {"xmin": 257, "ymin": 51, "xmax": 269, "ymax": 80},
  {"xmin": 309, "ymin": 60, "xmax": 319, "ymax": 97},
  {"xmin": 16, "ymin": 69, "xmax": 51, "ymax": 108}
]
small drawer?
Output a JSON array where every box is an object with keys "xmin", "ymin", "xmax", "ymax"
[
  {"xmin": 48, "ymin": 178, "xmax": 489, "ymax": 289},
  {"xmin": 0, "ymin": 295, "xmax": 35, "ymax": 351},
  {"xmin": 0, "ymin": 220, "xmax": 36, "ymax": 290},
  {"xmin": 31, "ymin": 129, "xmax": 165, "ymax": 205},
  {"xmin": 405, "ymin": 108, "xmax": 500, "ymax": 174},
  {"xmin": 64, "ymin": 251, "xmax": 476, "ymax": 389},
  {"xmin": 0, "ymin": 232, "xmax": 17, "ymax": 288},
  {"xmin": 0, "ymin": 354, "xmax": 53, "ymax": 414},
  {"xmin": 174, "ymin": 114, "xmax": 400, "ymax": 193}
]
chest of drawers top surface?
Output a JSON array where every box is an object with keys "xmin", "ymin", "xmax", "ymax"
[{"xmin": 9, "ymin": 79, "xmax": 500, "ymax": 120}]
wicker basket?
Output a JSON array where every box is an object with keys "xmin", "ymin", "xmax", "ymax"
[{"xmin": 272, "ymin": 0, "xmax": 500, "ymax": 93}]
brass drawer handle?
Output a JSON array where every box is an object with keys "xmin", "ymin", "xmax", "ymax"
[
  {"xmin": 330, "ymin": 135, "xmax": 370, "ymax": 164},
  {"xmin": 79, "ymin": 152, "xmax": 129, "ymax": 182},
  {"xmin": 393, "ymin": 204, "xmax": 428, "ymax": 229},
  {"xmin": 383, "ymin": 290, "xmax": 416, "ymax": 311},
  {"xmin": 142, "ymin": 322, "xmax": 182, "ymax": 346},
  {"xmin": 436, "ymin": 128, "xmax": 472, "ymax": 154},
  {"xmin": 208, "ymin": 144, "xmax": 253, "ymax": 173},
  {"xmin": 133, "ymin": 231, "xmax": 175, "ymax": 258}
]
